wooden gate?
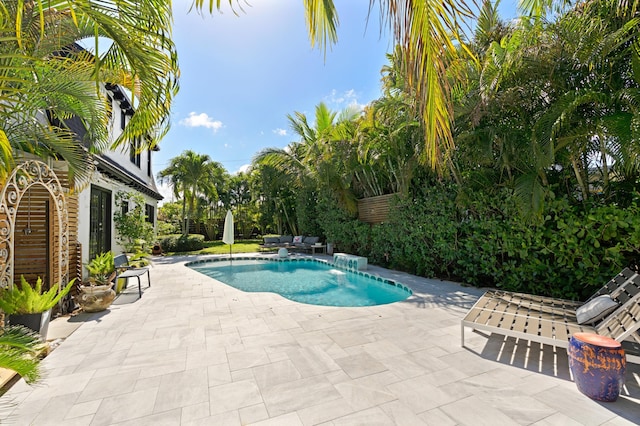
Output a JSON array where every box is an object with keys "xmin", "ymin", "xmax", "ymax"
[{"xmin": 0, "ymin": 160, "xmax": 69, "ymax": 292}]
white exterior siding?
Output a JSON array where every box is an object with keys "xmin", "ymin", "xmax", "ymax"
[{"xmin": 76, "ymin": 84, "xmax": 162, "ymax": 265}]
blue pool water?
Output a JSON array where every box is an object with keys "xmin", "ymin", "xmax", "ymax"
[{"xmin": 188, "ymin": 259, "xmax": 411, "ymax": 307}]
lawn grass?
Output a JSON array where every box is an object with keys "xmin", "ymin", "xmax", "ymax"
[{"xmin": 190, "ymin": 239, "xmax": 263, "ymax": 255}]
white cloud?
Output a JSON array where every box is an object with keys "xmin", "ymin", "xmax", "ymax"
[
  {"xmin": 324, "ymin": 89, "xmax": 365, "ymax": 112},
  {"xmin": 156, "ymin": 181, "xmax": 175, "ymax": 206},
  {"xmin": 179, "ymin": 112, "xmax": 223, "ymax": 132},
  {"xmin": 236, "ymin": 164, "xmax": 251, "ymax": 174},
  {"xmin": 273, "ymin": 128, "xmax": 287, "ymax": 136}
]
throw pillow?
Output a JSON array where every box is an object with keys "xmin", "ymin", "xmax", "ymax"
[
  {"xmin": 576, "ymin": 295, "xmax": 619, "ymax": 325},
  {"xmin": 279, "ymin": 235, "xmax": 293, "ymax": 243},
  {"xmin": 264, "ymin": 237, "xmax": 279, "ymax": 244},
  {"xmin": 293, "ymin": 236, "xmax": 304, "ymax": 243},
  {"xmin": 304, "ymin": 236, "xmax": 319, "ymax": 244}
]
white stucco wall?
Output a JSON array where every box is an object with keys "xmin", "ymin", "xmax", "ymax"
[{"xmin": 76, "ymin": 84, "xmax": 160, "ymax": 270}]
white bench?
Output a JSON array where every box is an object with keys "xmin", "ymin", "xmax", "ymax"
[{"xmin": 333, "ymin": 253, "xmax": 367, "ymax": 271}]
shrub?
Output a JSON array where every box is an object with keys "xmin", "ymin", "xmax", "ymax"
[
  {"xmin": 158, "ymin": 234, "xmax": 205, "ymax": 252},
  {"xmin": 339, "ymin": 182, "xmax": 640, "ymax": 301},
  {"xmin": 0, "ymin": 276, "xmax": 76, "ymax": 314}
]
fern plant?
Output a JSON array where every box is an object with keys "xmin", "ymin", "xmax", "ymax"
[
  {"xmin": 84, "ymin": 251, "xmax": 116, "ymax": 286},
  {"xmin": 0, "ymin": 276, "xmax": 76, "ymax": 315}
]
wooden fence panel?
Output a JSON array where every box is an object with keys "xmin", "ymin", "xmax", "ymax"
[{"xmin": 357, "ymin": 193, "xmax": 397, "ymax": 225}]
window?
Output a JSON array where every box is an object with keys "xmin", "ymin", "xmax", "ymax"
[
  {"xmin": 121, "ymin": 202, "xmax": 129, "ymax": 216},
  {"xmin": 120, "ymin": 110, "xmax": 126, "ymax": 130},
  {"xmin": 147, "ymin": 149, "xmax": 152, "ymax": 177},
  {"xmin": 130, "ymin": 137, "xmax": 141, "ymax": 167},
  {"xmin": 89, "ymin": 186, "xmax": 112, "ymax": 260},
  {"xmin": 145, "ymin": 204, "xmax": 155, "ymax": 225},
  {"xmin": 106, "ymin": 95, "xmax": 113, "ymax": 119}
]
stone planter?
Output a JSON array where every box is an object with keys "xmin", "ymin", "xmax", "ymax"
[
  {"xmin": 76, "ymin": 284, "xmax": 116, "ymax": 313},
  {"xmin": 9, "ymin": 309, "xmax": 52, "ymax": 340}
]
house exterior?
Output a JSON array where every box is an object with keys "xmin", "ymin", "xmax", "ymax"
[
  {"xmin": 2, "ymin": 82, "xmax": 162, "ymax": 297},
  {"xmin": 77, "ymin": 83, "xmax": 163, "ymax": 264}
]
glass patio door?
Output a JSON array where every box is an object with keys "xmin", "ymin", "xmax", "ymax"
[{"xmin": 89, "ymin": 186, "xmax": 111, "ymax": 260}]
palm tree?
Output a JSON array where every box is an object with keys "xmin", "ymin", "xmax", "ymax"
[
  {"xmin": 195, "ymin": 0, "xmax": 473, "ymax": 173},
  {"xmin": 0, "ymin": 326, "xmax": 43, "ymax": 384},
  {"xmin": 158, "ymin": 151, "xmax": 223, "ymax": 236},
  {"xmin": 0, "ymin": 0, "xmax": 178, "ymax": 183}
]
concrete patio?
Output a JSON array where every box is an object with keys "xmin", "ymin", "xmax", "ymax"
[{"xmin": 1, "ymin": 254, "xmax": 639, "ymax": 425}]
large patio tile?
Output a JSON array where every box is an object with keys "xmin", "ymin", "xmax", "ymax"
[
  {"xmin": 76, "ymin": 370, "xmax": 140, "ymax": 403},
  {"xmin": 296, "ymin": 398, "xmax": 356, "ymax": 425},
  {"xmin": 440, "ymin": 394, "xmax": 520, "ymax": 425},
  {"xmin": 90, "ymin": 388, "xmax": 159, "ymax": 426},
  {"xmin": 183, "ymin": 409, "xmax": 241, "ymax": 426},
  {"xmin": 334, "ymin": 352, "xmax": 388, "ymax": 379},
  {"xmin": 252, "ymin": 359, "xmax": 302, "ymax": 389},
  {"xmin": 227, "ymin": 347, "xmax": 271, "ymax": 371},
  {"xmin": 286, "ymin": 346, "xmax": 341, "ymax": 378},
  {"xmin": 331, "ymin": 406, "xmax": 395, "ymax": 425},
  {"xmin": 185, "ymin": 347, "xmax": 228, "ymax": 369},
  {"xmin": 476, "ymin": 390, "xmax": 557, "ymax": 424},
  {"xmin": 65, "ymin": 399, "xmax": 101, "ymax": 420},
  {"xmin": 239, "ymin": 403, "xmax": 270, "ymax": 424},
  {"xmin": 530, "ymin": 412, "xmax": 584, "ymax": 425},
  {"xmin": 379, "ymin": 400, "xmax": 428, "ymax": 425},
  {"xmin": 209, "ymin": 379, "xmax": 263, "ymax": 416},
  {"xmin": 248, "ymin": 412, "xmax": 304, "ymax": 426},
  {"xmin": 153, "ymin": 368, "xmax": 209, "ymax": 413},
  {"xmin": 113, "ymin": 407, "xmax": 182, "ymax": 426},
  {"xmin": 333, "ymin": 375, "xmax": 397, "ymax": 411},
  {"xmin": 261, "ymin": 376, "xmax": 342, "ymax": 418},
  {"xmin": 379, "ymin": 353, "xmax": 430, "ymax": 380},
  {"xmin": 417, "ymin": 407, "xmax": 457, "ymax": 425},
  {"xmin": 120, "ymin": 348, "xmax": 187, "ymax": 378},
  {"xmin": 180, "ymin": 401, "xmax": 210, "ymax": 423},
  {"xmin": 534, "ymin": 385, "xmax": 635, "ymax": 425},
  {"xmin": 385, "ymin": 376, "xmax": 473, "ymax": 413}
]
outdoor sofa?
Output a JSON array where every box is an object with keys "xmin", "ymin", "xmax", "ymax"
[
  {"xmin": 461, "ymin": 267, "xmax": 640, "ymax": 363},
  {"xmin": 259, "ymin": 235, "xmax": 321, "ymax": 253}
]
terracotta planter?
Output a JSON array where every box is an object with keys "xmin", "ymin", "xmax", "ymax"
[
  {"xmin": 9, "ymin": 309, "xmax": 52, "ymax": 340},
  {"xmin": 76, "ymin": 284, "xmax": 116, "ymax": 313}
]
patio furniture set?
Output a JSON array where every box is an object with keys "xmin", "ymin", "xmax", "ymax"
[{"xmin": 259, "ymin": 235, "xmax": 325, "ymax": 254}]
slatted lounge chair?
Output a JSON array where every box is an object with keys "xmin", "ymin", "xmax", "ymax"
[{"xmin": 461, "ymin": 268, "xmax": 640, "ymax": 363}]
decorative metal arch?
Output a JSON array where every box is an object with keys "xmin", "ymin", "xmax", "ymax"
[{"xmin": 0, "ymin": 160, "xmax": 69, "ymax": 290}]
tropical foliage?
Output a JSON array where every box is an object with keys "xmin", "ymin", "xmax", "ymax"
[
  {"xmin": 0, "ymin": 276, "xmax": 76, "ymax": 315},
  {"xmin": 0, "ymin": 326, "xmax": 43, "ymax": 383},
  {"xmin": 0, "ymin": 0, "xmax": 178, "ymax": 184},
  {"xmin": 156, "ymin": 1, "xmax": 640, "ymax": 300},
  {"xmin": 114, "ymin": 191, "xmax": 155, "ymax": 252}
]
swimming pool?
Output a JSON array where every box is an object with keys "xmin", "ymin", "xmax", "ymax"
[{"xmin": 187, "ymin": 258, "xmax": 412, "ymax": 307}]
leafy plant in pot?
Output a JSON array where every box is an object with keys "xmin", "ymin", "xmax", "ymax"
[
  {"xmin": 0, "ymin": 275, "xmax": 76, "ymax": 340},
  {"xmin": 77, "ymin": 251, "xmax": 117, "ymax": 313}
]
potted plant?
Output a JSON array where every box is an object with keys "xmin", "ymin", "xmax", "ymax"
[
  {"xmin": 0, "ymin": 275, "xmax": 76, "ymax": 340},
  {"xmin": 76, "ymin": 251, "xmax": 117, "ymax": 313}
]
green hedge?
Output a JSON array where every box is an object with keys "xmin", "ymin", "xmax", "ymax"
[
  {"xmin": 316, "ymin": 186, "xmax": 640, "ymax": 300},
  {"xmin": 157, "ymin": 234, "xmax": 205, "ymax": 252}
]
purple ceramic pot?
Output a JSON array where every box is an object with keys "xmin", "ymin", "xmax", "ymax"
[{"xmin": 568, "ymin": 333, "xmax": 626, "ymax": 402}]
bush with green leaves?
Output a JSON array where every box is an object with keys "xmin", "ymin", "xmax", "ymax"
[
  {"xmin": 114, "ymin": 191, "xmax": 154, "ymax": 252},
  {"xmin": 0, "ymin": 276, "xmax": 76, "ymax": 314},
  {"xmin": 85, "ymin": 251, "xmax": 115, "ymax": 286},
  {"xmin": 158, "ymin": 234, "xmax": 205, "ymax": 252},
  {"xmin": 334, "ymin": 181, "xmax": 640, "ymax": 301}
]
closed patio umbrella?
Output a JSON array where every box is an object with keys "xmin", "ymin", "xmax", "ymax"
[{"xmin": 222, "ymin": 209, "xmax": 234, "ymax": 261}]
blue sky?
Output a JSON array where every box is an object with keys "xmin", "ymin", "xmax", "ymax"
[{"xmin": 156, "ymin": 1, "xmax": 517, "ymax": 201}]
